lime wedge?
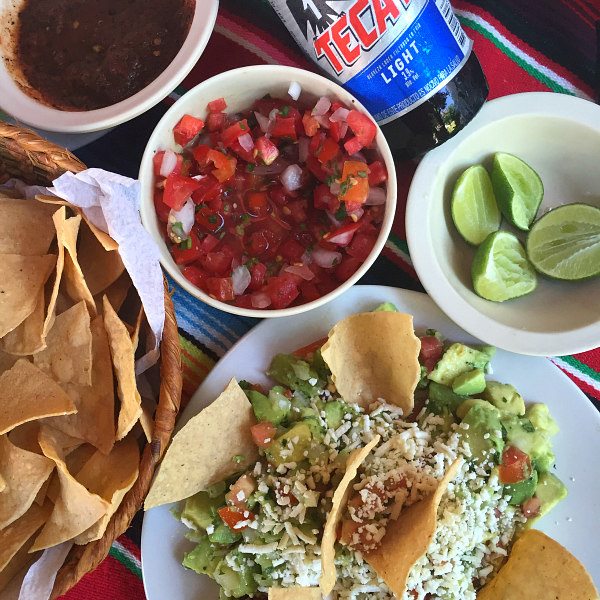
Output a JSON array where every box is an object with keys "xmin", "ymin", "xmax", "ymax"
[
  {"xmin": 451, "ymin": 165, "xmax": 501, "ymax": 245},
  {"xmin": 491, "ymin": 153, "xmax": 543, "ymax": 230},
  {"xmin": 527, "ymin": 203, "xmax": 600, "ymax": 280},
  {"xmin": 472, "ymin": 231, "xmax": 537, "ymax": 301}
]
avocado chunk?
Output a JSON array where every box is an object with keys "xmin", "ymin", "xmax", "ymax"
[
  {"xmin": 427, "ymin": 381, "xmax": 465, "ymax": 416},
  {"xmin": 266, "ymin": 422, "xmax": 312, "ymax": 466},
  {"xmin": 182, "ymin": 535, "xmax": 226, "ymax": 576},
  {"xmin": 428, "ymin": 343, "xmax": 495, "ymax": 386},
  {"xmin": 267, "ymin": 354, "xmax": 320, "ymax": 396},
  {"xmin": 456, "ymin": 398, "xmax": 498, "ymax": 421},
  {"xmin": 182, "ymin": 491, "xmax": 224, "ymax": 531},
  {"xmin": 372, "ymin": 302, "xmax": 398, "ymax": 312},
  {"xmin": 452, "ymin": 368, "xmax": 487, "ymax": 396},
  {"xmin": 213, "ymin": 560, "xmax": 257, "ymax": 598},
  {"xmin": 461, "ymin": 403, "xmax": 504, "ymax": 463},
  {"xmin": 501, "ymin": 415, "xmax": 555, "ymax": 473},
  {"xmin": 323, "ymin": 400, "xmax": 346, "ymax": 429},
  {"xmin": 209, "ymin": 523, "xmax": 242, "ymax": 546},
  {"xmin": 525, "ymin": 403, "xmax": 559, "ymax": 437},
  {"xmin": 482, "ymin": 381, "xmax": 525, "ymax": 416},
  {"xmin": 247, "ymin": 389, "xmax": 290, "ymax": 425},
  {"xmin": 504, "ymin": 469, "xmax": 538, "ymax": 505},
  {"xmin": 534, "ymin": 472, "xmax": 567, "ymax": 518}
]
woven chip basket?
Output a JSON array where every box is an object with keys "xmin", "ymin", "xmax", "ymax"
[{"xmin": 0, "ymin": 121, "xmax": 183, "ymax": 598}]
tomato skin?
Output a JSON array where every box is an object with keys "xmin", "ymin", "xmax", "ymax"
[
  {"xmin": 419, "ymin": 336, "xmax": 444, "ymax": 363},
  {"xmin": 206, "ymin": 111, "xmax": 226, "ymax": 132},
  {"xmin": 267, "ymin": 275, "xmax": 299, "ymax": 309},
  {"xmin": 163, "ymin": 174, "xmax": 203, "ymax": 210},
  {"xmin": 323, "ymin": 221, "xmax": 361, "ymax": 246},
  {"xmin": 343, "ymin": 136, "xmax": 363, "ymax": 156},
  {"xmin": 499, "ymin": 446, "xmax": 531, "ymax": 484},
  {"xmin": 207, "ymin": 149, "xmax": 237, "ymax": 183},
  {"xmin": 347, "ymin": 110, "xmax": 377, "ymax": 146},
  {"xmin": 251, "ymin": 422, "xmax": 277, "ymax": 447},
  {"xmin": 256, "ymin": 136, "xmax": 279, "ymax": 165},
  {"xmin": 153, "ymin": 190, "xmax": 170, "ymax": 223},
  {"xmin": 190, "ymin": 175, "xmax": 222, "ymax": 207},
  {"xmin": 182, "ymin": 265, "xmax": 207, "ymax": 288},
  {"xmin": 205, "ymin": 277, "xmax": 235, "ymax": 302},
  {"xmin": 191, "ymin": 144, "xmax": 212, "ymax": 168},
  {"xmin": 270, "ymin": 116, "xmax": 297, "ymax": 140},
  {"xmin": 207, "ymin": 97, "xmax": 227, "ymax": 112},
  {"xmin": 218, "ymin": 506, "xmax": 254, "ymax": 530},
  {"xmin": 173, "ymin": 114, "xmax": 205, "ymax": 147},
  {"xmin": 368, "ymin": 160, "xmax": 388, "ymax": 185}
]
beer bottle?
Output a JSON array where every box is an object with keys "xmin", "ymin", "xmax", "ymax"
[{"xmin": 267, "ymin": 0, "xmax": 488, "ymax": 158}]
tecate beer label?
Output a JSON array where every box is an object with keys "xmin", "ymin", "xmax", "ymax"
[{"xmin": 269, "ymin": 0, "xmax": 472, "ymax": 123}]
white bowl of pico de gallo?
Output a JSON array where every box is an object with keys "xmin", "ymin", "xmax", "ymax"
[{"xmin": 139, "ymin": 65, "xmax": 396, "ymax": 317}]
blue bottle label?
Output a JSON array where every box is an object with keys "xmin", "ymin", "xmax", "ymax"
[{"xmin": 269, "ymin": 0, "xmax": 472, "ymax": 123}]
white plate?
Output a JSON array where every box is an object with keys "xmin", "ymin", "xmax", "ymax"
[
  {"xmin": 406, "ymin": 92, "xmax": 600, "ymax": 357},
  {"xmin": 141, "ymin": 285, "xmax": 600, "ymax": 599}
]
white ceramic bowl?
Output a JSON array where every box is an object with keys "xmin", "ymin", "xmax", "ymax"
[
  {"xmin": 139, "ymin": 65, "xmax": 397, "ymax": 318},
  {"xmin": 0, "ymin": 0, "xmax": 218, "ymax": 133},
  {"xmin": 406, "ymin": 92, "xmax": 600, "ymax": 356}
]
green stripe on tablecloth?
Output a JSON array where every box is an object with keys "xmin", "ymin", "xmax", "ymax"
[
  {"xmin": 109, "ymin": 543, "xmax": 142, "ymax": 579},
  {"xmin": 558, "ymin": 355, "xmax": 600, "ymax": 384},
  {"xmin": 180, "ymin": 333, "xmax": 216, "ymax": 371}
]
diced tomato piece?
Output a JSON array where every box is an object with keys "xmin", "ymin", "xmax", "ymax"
[
  {"xmin": 335, "ymin": 255, "xmax": 362, "ymax": 282},
  {"xmin": 293, "ymin": 336, "xmax": 327, "ymax": 358},
  {"xmin": 221, "ymin": 119, "xmax": 250, "ymax": 147},
  {"xmin": 207, "ymin": 97, "xmax": 227, "ymax": 113},
  {"xmin": 218, "ymin": 506, "xmax": 253, "ymax": 531},
  {"xmin": 200, "ymin": 245, "xmax": 234, "ymax": 274},
  {"xmin": 248, "ymin": 262, "xmax": 267, "ymax": 291},
  {"xmin": 153, "ymin": 190, "xmax": 170, "ymax": 223},
  {"xmin": 191, "ymin": 144, "xmax": 212, "ymax": 168},
  {"xmin": 286, "ymin": 199, "xmax": 307, "ymax": 224},
  {"xmin": 163, "ymin": 174, "xmax": 203, "ymax": 210},
  {"xmin": 207, "ymin": 149, "xmax": 236, "ymax": 183},
  {"xmin": 195, "ymin": 206, "xmax": 225, "ymax": 233},
  {"xmin": 339, "ymin": 161, "xmax": 370, "ymax": 204},
  {"xmin": 279, "ymin": 237, "xmax": 305, "ymax": 263},
  {"xmin": 367, "ymin": 160, "xmax": 387, "ymax": 186},
  {"xmin": 330, "ymin": 101, "xmax": 344, "ymax": 113},
  {"xmin": 269, "ymin": 185, "xmax": 290, "ymax": 207},
  {"xmin": 316, "ymin": 137, "xmax": 339, "ymax": 164},
  {"xmin": 323, "ymin": 221, "xmax": 361, "ymax": 246},
  {"xmin": 234, "ymin": 294, "xmax": 253, "ymax": 308},
  {"xmin": 191, "ymin": 175, "xmax": 223, "ymax": 208},
  {"xmin": 343, "ymin": 135, "xmax": 363, "ymax": 156},
  {"xmin": 347, "ymin": 232, "xmax": 376, "ymax": 261},
  {"xmin": 256, "ymin": 136, "xmax": 279, "ymax": 165},
  {"xmin": 182, "ymin": 265, "xmax": 207, "ymax": 288},
  {"xmin": 313, "ymin": 183, "xmax": 339, "ymax": 213},
  {"xmin": 521, "ymin": 496, "xmax": 541, "ymax": 519},
  {"xmin": 171, "ymin": 231, "xmax": 203, "ymax": 265},
  {"xmin": 302, "ymin": 111, "xmax": 320, "ymax": 137},
  {"xmin": 306, "ymin": 156, "xmax": 329, "ymax": 182},
  {"xmin": 267, "ymin": 275, "xmax": 299, "ymax": 309},
  {"xmin": 347, "ymin": 110, "xmax": 377, "ymax": 147},
  {"xmin": 309, "ymin": 132, "xmax": 325, "ymax": 154},
  {"xmin": 270, "ymin": 116, "xmax": 297, "ymax": 140},
  {"xmin": 299, "ymin": 281, "xmax": 321, "ymax": 303},
  {"xmin": 199, "ymin": 234, "xmax": 220, "ymax": 253},
  {"xmin": 251, "ymin": 421, "xmax": 277, "ymax": 448},
  {"xmin": 419, "ymin": 336, "xmax": 444, "ymax": 366},
  {"xmin": 229, "ymin": 138, "xmax": 257, "ymax": 163},
  {"xmin": 499, "ymin": 446, "xmax": 531, "ymax": 484},
  {"xmin": 205, "ymin": 276, "xmax": 235, "ymax": 302},
  {"xmin": 206, "ymin": 111, "xmax": 226, "ymax": 132},
  {"xmin": 226, "ymin": 474, "xmax": 256, "ymax": 509},
  {"xmin": 173, "ymin": 114, "xmax": 205, "ymax": 147},
  {"xmin": 153, "ymin": 151, "xmax": 183, "ymax": 177},
  {"xmin": 248, "ymin": 230, "xmax": 274, "ymax": 257},
  {"xmin": 245, "ymin": 191, "xmax": 271, "ymax": 217}
]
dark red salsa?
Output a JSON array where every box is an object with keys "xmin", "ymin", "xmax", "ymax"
[
  {"xmin": 153, "ymin": 91, "xmax": 388, "ymax": 310},
  {"xmin": 16, "ymin": 0, "xmax": 194, "ymax": 110}
]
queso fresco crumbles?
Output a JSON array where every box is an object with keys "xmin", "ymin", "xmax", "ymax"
[{"xmin": 144, "ymin": 305, "xmax": 569, "ymax": 600}]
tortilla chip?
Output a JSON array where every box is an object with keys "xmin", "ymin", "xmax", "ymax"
[
  {"xmin": 72, "ymin": 436, "xmax": 140, "ymax": 544},
  {"xmin": 268, "ymin": 589, "xmax": 322, "ymax": 599},
  {"xmin": 103, "ymin": 296, "xmax": 142, "ymax": 440},
  {"xmin": 0, "ymin": 349, "xmax": 21, "ymax": 374},
  {"xmin": 0, "ymin": 254, "xmax": 56, "ymax": 338},
  {"xmin": 0, "ymin": 471, "xmax": 5, "ymax": 492},
  {"xmin": 0, "ymin": 435, "xmax": 54, "ymax": 529},
  {"xmin": 0, "ymin": 198, "xmax": 56, "ymax": 256},
  {"xmin": 364, "ymin": 459, "xmax": 462, "ymax": 598},
  {"xmin": 0, "ymin": 502, "xmax": 52, "ymax": 572},
  {"xmin": 478, "ymin": 529, "xmax": 599, "ymax": 600},
  {"xmin": 55, "ymin": 212, "xmax": 96, "ymax": 315},
  {"xmin": 30, "ymin": 425, "xmax": 110, "ymax": 552},
  {"xmin": 321, "ymin": 312, "xmax": 421, "ymax": 413},
  {"xmin": 131, "ymin": 305, "xmax": 145, "ymax": 353},
  {"xmin": 96, "ymin": 271, "xmax": 132, "ymax": 315},
  {"xmin": 42, "ymin": 316, "xmax": 115, "ymax": 455},
  {"xmin": 320, "ymin": 435, "xmax": 381, "ymax": 595},
  {"xmin": 0, "ymin": 289, "xmax": 46, "ymax": 355},
  {"xmin": 145, "ymin": 379, "xmax": 259, "ymax": 510},
  {"xmin": 8, "ymin": 422, "xmax": 42, "ymax": 455},
  {"xmin": 33, "ymin": 300, "xmax": 92, "ymax": 386},
  {"xmin": 0, "ymin": 360, "xmax": 76, "ymax": 435}
]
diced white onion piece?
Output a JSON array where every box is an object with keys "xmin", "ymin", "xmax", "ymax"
[
  {"xmin": 329, "ymin": 181, "xmax": 341, "ymax": 195},
  {"xmin": 326, "ymin": 211, "xmax": 342, "ymax": 228},
  {"xmin": 365, "ymin": 186, "xmax": 387, "ymax": 205},
  {"xmin": 330, "ymin": 107, "xmax": 349, "ymax": 122},
  {"xmin": 254, "ymin": 111, "xmax": 271, "ymax": 133},
  {"xmin": 191, "ymin": 174, "xmax": 206, "ymax": 181},
  {"xmin": 169, "ymin": 198, "xmax": 195, "ymax": 236},
  {"xmin": 159, "ymin": 149, "xmax": 178, "ymax": 177},
  {"xmin": 312, "ymin": 247, "xmax": 342, "ymax": 268},
  {"xmin": 288, "ymin": 80, "xmax": 302, "ymax": 101},
  {"xmin": 283, "ymin": 264, "xmax": 314, "ymax": 280},
  {"xmin": 238, "ymin": 132, "xmax": 255, "ymax": 153},
  {"xmin": 339, "ymin": 122, "xmax": 348, "ymax": 138},
  {"xmin": 281, "ymin": 164, "xmax": 303, "ymax": 192},
  {"xmin": 269, "ymin": 108, "xmax": 279, "ymax": 121},
  {"xmin": 232, "ymin": 265, "xmax": 251, "ymax": 295},
  {"xmin": 298, "ymin": 137, "xmax": 309, "ymax": 163},
  {"xmin": 300, "ymin": 250, "xmax": 312, "ymax": 265},
  {"xmin": 350, "ymin": 151, "xmax": 367, "ymax": 163},
  {"xmin": 312, "ymin": 96, "xmax": 331, "ymax": 116},
  {"xmin": 251, "ymin": 292, "xmax": 271, "ymax": 309},
  {"xmin": 314, "ymin": 115, "xmax": 330, "ymax": 129},
  {"xmin": 348, "ymin": 206, "xmax": 364, "ymax": 221}
]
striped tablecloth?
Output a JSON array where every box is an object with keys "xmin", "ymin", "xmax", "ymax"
[{"xmin": 63, "ymin": 0, "xmax": 600, "ymax": 597}]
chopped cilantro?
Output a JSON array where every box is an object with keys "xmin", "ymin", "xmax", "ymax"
[
  {"xmin": 232, "ymin": 454, "xmax": 245, "ymax": 464},
  {"xmin": 170, "ymin": 221, "xmax": 185, "ymax": 239},
  {"xmin": 208, "ymin": 214, "xmax": 218, "ymax": 224},
  {"xmin": 339, "ymin": 178, "xmax": 352, "ymax": 196},
  {"xmin": 334, "ymin": 204, "xmax": 347, "ymax": 220},
  {"xmin": 325, "ymin": 174, "xmax": 336, "ymax": 185},
  {"xmin": 178, "ymin": 237, "xmax": 192, "ymax": 250},
  {"xmin": 240, "ymin": 122, "xmax": 248, "ymax": 131},
  {"xmin": 240, "ymin": 213, "xmax": 251, "ymax": 223},
  {"xmin": 357, "ymin": 170, "xmax": 368, "ymax": 178},
  {"xmin": 279, "ymin": 105, "xmax": 290, "ymax": 117}
]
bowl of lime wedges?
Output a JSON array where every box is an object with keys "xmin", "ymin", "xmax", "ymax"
[{"xmin": 406, "ymin": 92, "xmax": 600, "ymax": 356}]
